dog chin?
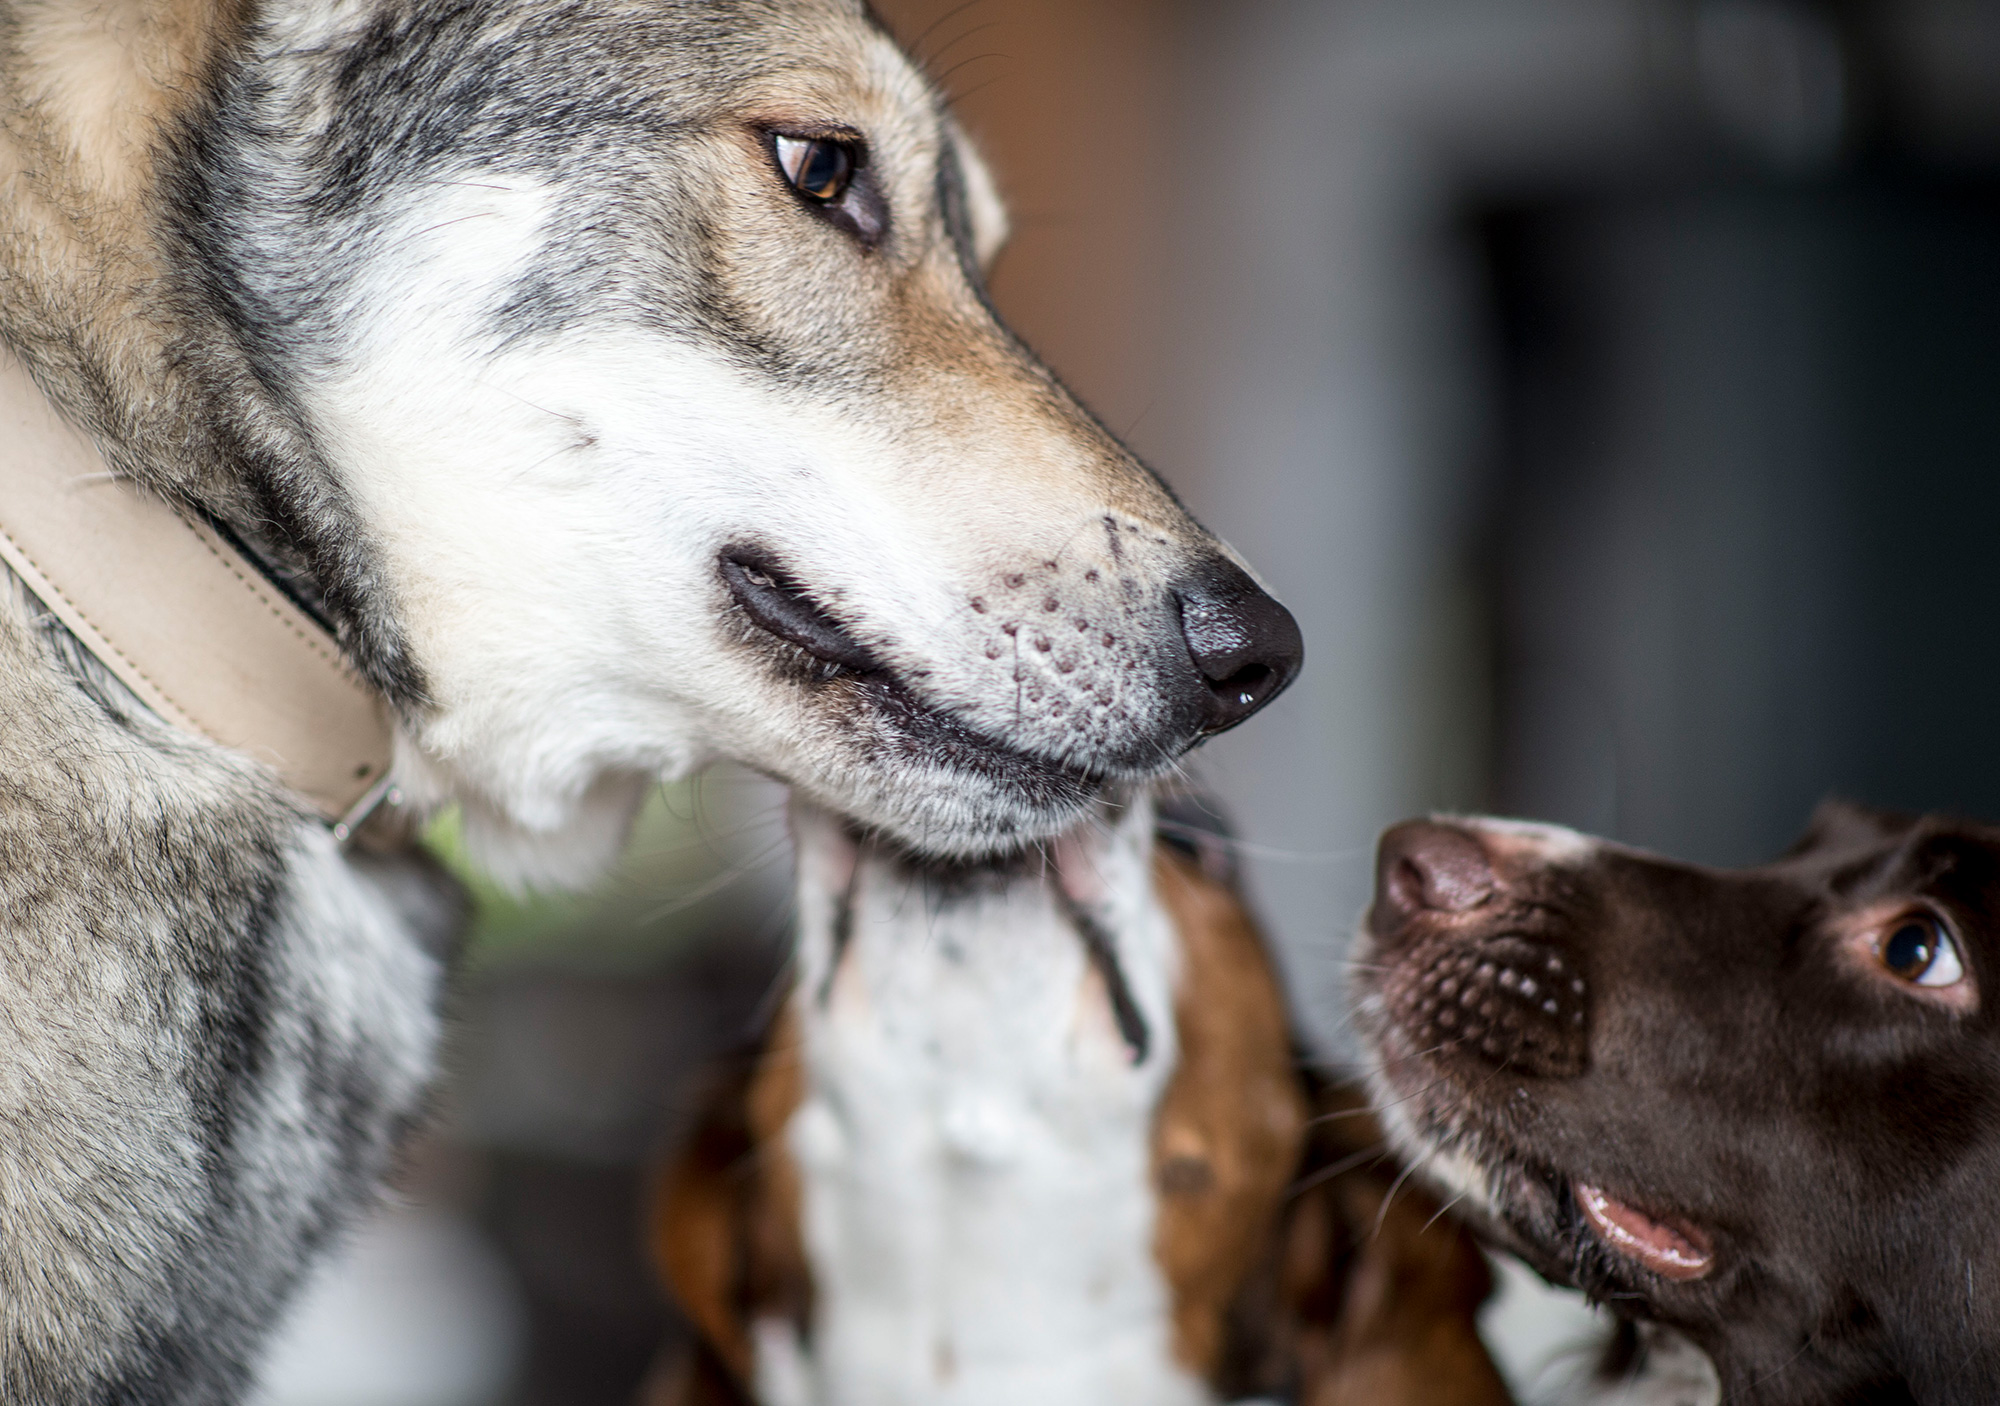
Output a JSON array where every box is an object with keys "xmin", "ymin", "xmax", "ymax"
[
  {"xmin": 453, "ymin": 774, "xmax": 654, "ymax": 892},
  {"xmin": 757, "ymin": 659, "xmax": 1153, "ymax": 861},
  {"xmin": 1356, "ymin": 1014, "xmax": 1502, "ymax": 1221},
  {"xmin": 794, "ymin": 744, "xmax": 1110, "ymax": 862},
  {"xmin": 1353, "ymin": 986, "xmax": 1568, "ymax": 1265},
  {"xmin": 1357, "ymin": 1015, "xmax": 1628, "ymax": 1302}
]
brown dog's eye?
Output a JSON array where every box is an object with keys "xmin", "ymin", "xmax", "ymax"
[
  {"xmin": 775, "ymin": 135, "xmax": 856, "ymax": 203},
  {"xmin": 1879, "ymin": 917, "xmax": 1966, "ymax": 988}
]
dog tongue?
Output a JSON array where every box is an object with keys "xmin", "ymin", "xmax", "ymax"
[{"xmin": 1575, "ymin": 1182, "xmax": 1714, "ymax": 1281}]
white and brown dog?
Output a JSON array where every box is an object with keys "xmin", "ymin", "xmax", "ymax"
[{"xmin": 651, "ymin": 793, "xmax": 1515, "ymax": 1406}]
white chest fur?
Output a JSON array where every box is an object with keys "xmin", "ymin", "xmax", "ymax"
[{"xmin": 771, "ymin": 799, "xmax": 1210, "ymax": 1406}]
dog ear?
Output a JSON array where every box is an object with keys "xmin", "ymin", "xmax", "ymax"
[
  {"xmin": 1786, "ymin": 797, "xmax": 1919, "ymax": 858},
  {"xmin": 942, "ymin": 117, "xmax": 1011, "ymax": 272},
  {"xmin": 648, "ymin": 1016, "xmax": 814, "ymax": 1400},
  {"xmin": 649, "ymin": 1061, "xmax": 762, "ymax": 1388}
]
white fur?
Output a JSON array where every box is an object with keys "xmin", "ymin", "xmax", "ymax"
[
  {"xmin": 1571, "ymin": 1324, "xmax": 1718, "ymax": 1406},
  {"xmin": 1469, "ymin": 817, "xmax": 1600, "ymax": 863},
  {"xmin": 1481, "ymin": 1263, "xmax": 1719, "ymax": 1406},
  {"xmin": 304, "ymin": 177, "xmax": 726, "ymax": 887},
  {"xmin": 776, "ymin": 796, "xmax": 1209, "ymax": 1406}
]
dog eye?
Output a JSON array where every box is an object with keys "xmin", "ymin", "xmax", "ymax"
[
  {"xmin": 775, "ymin": 135, "xmax": 856, "ymax": 203},
  {"xmin": 1879, "ymin": 918, "xmax": 1966, "ymax": 988}
]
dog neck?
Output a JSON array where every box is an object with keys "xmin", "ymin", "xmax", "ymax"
[
  {"xmin": 0, "ymin": 346, "xmax": 394, "ymax": 831},
  {"xmin": 774, "ymin": 793, "xmax": 1211, "ymax": 1405}
]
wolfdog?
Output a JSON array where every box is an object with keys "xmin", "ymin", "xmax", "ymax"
[{"xmin": 0, "ymin": 0, "xmax": 1300, "ymax": 1398}]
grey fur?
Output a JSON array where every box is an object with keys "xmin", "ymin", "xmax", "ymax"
[
  {"xmin": 0, "ymin": 0, "xmax": 1295, "ymax": 1395},
  {"xmin": 0, "ymin": 7, "xmax": 886, "ymax": 1395},
  {"xmin": 0, "ymin": 568, "xmax": 447, "ymax": 1403}
]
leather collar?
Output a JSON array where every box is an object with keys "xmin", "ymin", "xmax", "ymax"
[{"xmin": 0, "ymin": 347, "xmax": 396, "ymax": 836}]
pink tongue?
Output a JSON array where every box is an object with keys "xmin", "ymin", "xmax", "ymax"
[{"xmin": 1575, "ymin": 1182, "xmax": 1714, "ymax": 1281}]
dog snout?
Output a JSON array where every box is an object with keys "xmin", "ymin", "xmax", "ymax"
[
  {"xmin": 1367, "ymin": 821, "xmax": 1590, "ymax": 1078},
  {"xmin": 1171, "ymin": 558, "xmax": 1303, "ymax": 735},
  {"xmin": 1372, "ymin": 820, "xmax": 1499, "ymax": 927},
  {"xmin": 1386, "ymin": 931, "xmax": 1591, "ymax": 1078}
]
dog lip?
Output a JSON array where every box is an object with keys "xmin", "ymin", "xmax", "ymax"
[
  {"xmin": 717, "ymin": 549, "xmax": 1178, "ymax": 834},
  {"xmin": 719, "ymin": 547, "xmax": 1162, "ymax": 815},
  {"xmin": 1575, "ymin": 1181, "xmax": 1715, "ymax": 1281},
  {"xmin": 855, "ymin": 669, "xmax": 1108, "ymax": 787},
  {"xmin": 720, "ymin": 547, "xmax": 880, "ymax": 673}
]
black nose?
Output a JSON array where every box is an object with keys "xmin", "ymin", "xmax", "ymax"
[{"xmin": 1173, "ymin": 558, "xmax": 1303, "ymax": 735}]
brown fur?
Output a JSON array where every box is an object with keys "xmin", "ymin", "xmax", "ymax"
[
  {"xmin": 0, "ymin": 0, "xmax": 239, "ymax": 481},
  {"xmin": 1281, "ymin": 1087, "xmax": 1514, "ymax": 1406},
  {"xmin": 1148, "ymin": 846, "xmax": 1309, "ymax": 1376},
  {"xmin": 650, "ymin": 1005, "xmax": 812, "ymax": 1403}
]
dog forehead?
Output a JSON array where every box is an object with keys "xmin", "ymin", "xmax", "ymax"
[
  {"xmin": 1769, "ymin": 807, "xmax": 2000, "ymax": 914},
  {"xmin": 1555, "ymin": 808, "xmax": 2000, "ymax": 935},
  {"xmin": 663, "ymin": 0, "xmax": 942, "ymax": 143},
  {"xmin": 728, "ymin": 9, "xmax": 937, "ymax": 127},
  {"xmin": 291, "ymin": 0, "xmax": 927, "ymax": 153}
]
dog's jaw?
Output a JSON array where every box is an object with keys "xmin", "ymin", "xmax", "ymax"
[
  {"xmin": 1354, "ymin": 1015, "xmax": 1502, "ymax": 1224},
  {"xmin": 1354, "ymin": 980, "xmax": 1645, "ymax": 1327},
  {"xmin": 1347, "ymin": 824, "xmax": 1619, "ymax": 1286},
  {"xmin": 1352, "ymin": 955, "xmax": 1557, "ymax": 1263}
]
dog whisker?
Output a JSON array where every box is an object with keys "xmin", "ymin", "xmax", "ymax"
[
  {"xmin": 943, "ymin": 70, "xmax": 1009, "ymax": 112},
  {"xmin": 1419, "ymin": 1188, "xmax": 1472, "ymax": 1236},
  {"xmin": 637, "ymin": 833, "xmax": 791, "ymax": 923},
  {"xmin": 1152, "ymin": 819, "xmax": 1358, "ymax": 865},
  {"xmin": 906, "ymin": 0, "xmax": 988, "ymax": 66},
  {"xmin": 1287, "ymin": 1143, "xmax": 1390, "ymax": 1199},
  {"xmin": 933, "ymin": 49, "xmax": 1009, "ymax": 95},
  {"xmin": 1368, "ymin": 1155, "xmax": 1428, "ymax": 1242},
  {"xmin": 1302, "ymin": 1105, "xmax": 1386, "ymax": 1126},
  {"xmin": 921, "ymin": 19, "xmax": 1002, "ymax": 74}
]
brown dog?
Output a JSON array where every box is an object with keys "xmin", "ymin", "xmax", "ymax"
[
  {"xmin": 1354, "ymin": 803, "xmax": 2000, "ymax": 1405},
  {"xmin": 648, "ymin": 793, "xmax": 1513, "ymax": 1405}
]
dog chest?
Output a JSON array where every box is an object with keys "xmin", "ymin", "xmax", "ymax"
[{"xmin": 774, "ymin": 832, "xmax": 1207, "ymax": 1405}]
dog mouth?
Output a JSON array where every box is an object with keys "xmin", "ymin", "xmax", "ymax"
[
  {"xmin": 1364, "ymin": 1020, "xmax": 1718, "ymax": 1292},
  {"xmin": 1357, "ymin": 951, "xmax": 1716, "ymax": 1294},
  {"xmin": 1355, "ymin": 820, "xmax": 1721, "ymax": 1302},
  {"xmin": 720, "ymin": 547, "xmax": 881, "ymax": 674},
  {"xmin": 1573, "ymin": 1181, "xmax": 1714, "ymax": 1281},
  {"xmin": 1394, "ymin": 1110, "xmax": 1717, "ymax": 1293},
  {"xmin": 719, "ymin": 545, "xmax": 1109, "ymax": 803},
  {"xmin": 1539, "ymin": 1167, "xmax": 1717, "ymax": 1288}
]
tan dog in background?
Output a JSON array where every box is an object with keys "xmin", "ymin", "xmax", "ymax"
[{"xmin": 650, "ymin": 793, "xmax": 1512, "ymax": 1405}]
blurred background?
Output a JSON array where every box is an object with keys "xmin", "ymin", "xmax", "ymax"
[{"xmin": 250, "ymin": 2, "xmax": 2000, "ymax": 1402}]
